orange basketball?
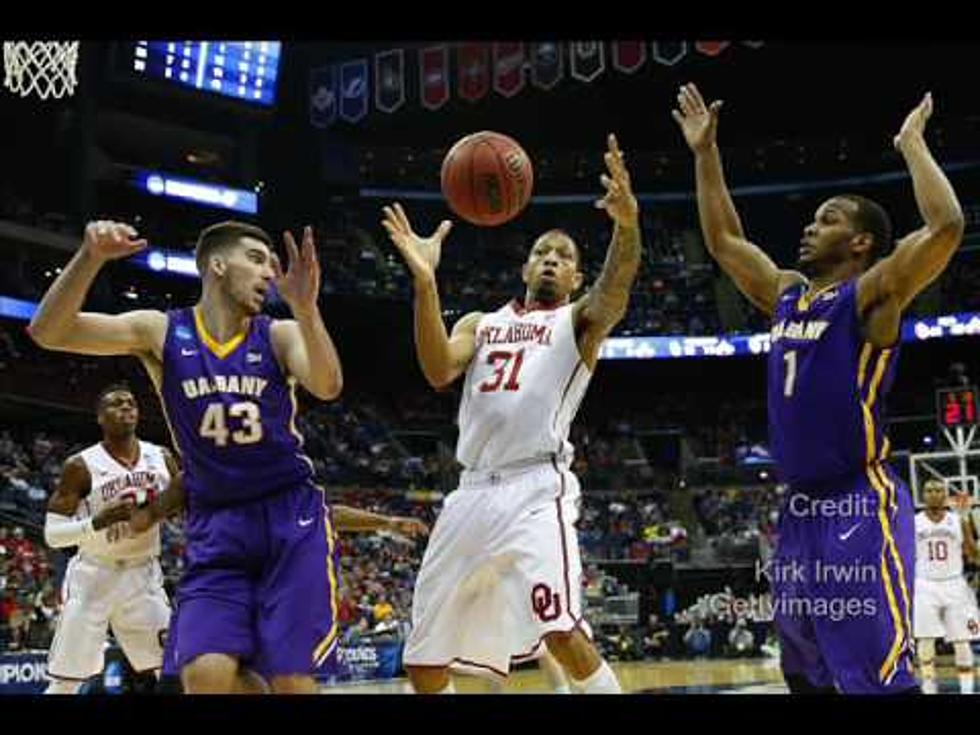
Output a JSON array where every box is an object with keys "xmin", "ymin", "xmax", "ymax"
[{"xmin": 440, "ymin": 131, "xmax": 534, "ymax": 226}]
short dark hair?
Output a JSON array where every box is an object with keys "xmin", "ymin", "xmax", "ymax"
[
  {"xmin": 194, "ymin": 221, "xmax": 274, "ymax": 274},
  {"xmin": 534, "ymin": 228, "xmax": 581, "ymax": 267},
  {"xmin": 96, "ymin": 382, "xmax": 135, "ymax": 414},
  {"xmin": 837, "ymin": 194, "xmax": 893, "ymax": 264}
]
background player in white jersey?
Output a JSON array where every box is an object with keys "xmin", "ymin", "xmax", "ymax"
[
  {"xmin": 43, "ymin": 383, "xmax": 179, "ymax": 694},
  {"xmin": 381, "ymin": 134, "xmax": 640, "ymax": 694},
  {"xmin": 914, "ymin": 478, "xmax": 980, "ymax": 694}
]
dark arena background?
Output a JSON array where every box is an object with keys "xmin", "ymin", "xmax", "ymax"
[{"xmin": 0, "ymin": 39, "xmax": 978, "ymax": 695}]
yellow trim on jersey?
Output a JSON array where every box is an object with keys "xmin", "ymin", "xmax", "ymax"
[
  {"xmin": 873, "ymin": 464, "xmax": 912, "ymax": 633},
  {"xmin": 313, "ymin": 506, "xmax": 340, "ymax": 666},
  {"xmin": 193, "ymin": 306, "xmax": 247, "ymax": 359},
  {"xmin": 859, "ymin": 347, "xmax": 912, "ymax": 683},
  {"xmin": 796, "ymin": 279, "xmax": 845, "ymax": 312},
  {"xmin": 861, "ymin": 350, "xmax": 891, "ymax": 464},
  {"xmin": 857, "ymin": 343, "xmax": 873, "ymax": 392}
]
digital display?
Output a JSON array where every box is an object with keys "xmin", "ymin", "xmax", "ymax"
[
  {"xmin": 129, "ymin": 41, "xmax": 281, "ymax": 106},
  {"xmin": 937, "ymin": 387, "xmax": 979, "ymax": 429},
  {"xmin": 136, "ymin": 170, "xmax": 258, "ymax": 214}
]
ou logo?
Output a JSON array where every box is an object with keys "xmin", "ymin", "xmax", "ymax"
[{"xmin": 531, "ymin": 583, "xmax": 562, "ymax": 622}]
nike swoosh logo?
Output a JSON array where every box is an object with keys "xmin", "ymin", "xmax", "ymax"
[
  {"xmin": 181, "ymin": 348, "xmax": 198, "ymax": 356},
  {"xmin": 298, "ymin": 517, "xmax": 315, "ymax": 527},
  {"xmin": 838, "ymin": 523, "xmax": 862, "ymax": 542}
]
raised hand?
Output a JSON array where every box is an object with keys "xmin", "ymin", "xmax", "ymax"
[
  {"xmin": 82, "ymin": 220, "xmax": 148, "ymax": 262},
  {"xmin": 381, "ymin": 202, "xmax": 452, "ymax": 282},
  {"xmin": 273, "ymin": 226, "xmax": 321, "ymax": 318},
  {"xmin": 894, "ymin": 92, "xmax": 933, "ymax": 151},
  {"xmin": 594, "ymin": 134, "xmax": 638, "ymax": 226},
  {"xmin": 672, "ymin": 83, "xmax": 724, "ymax": 153}
]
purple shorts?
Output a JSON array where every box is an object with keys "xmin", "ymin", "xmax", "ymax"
[
  {"xmin": 171, "ymin": 484, "xmax": 340, "ymax": 680},
  {"xmin": 771, "ymin": 464, "xmax": 916, "ymax": 693}
]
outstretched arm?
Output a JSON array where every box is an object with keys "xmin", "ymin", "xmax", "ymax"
[
  {"xmin": 28, "ymin": 220, "xmax": 163, "ymax": 356},
  {"xmin": 382, "ymin": 203, "xmax": 479, "ymax": 388},
  {"xmin": 673, "ymin": 83, "xmax": 803, "ymax": 316},
  {"xmin": 270, "ymin": 226, "xmax": 343, "ymax": 401},
  {"xmin": 858, "ymin": 93, "xmax": 965, "ymax": 314},
  {"xmin": 574, "ymin": 134, "xmax": 642, "ymax": 369},
  {"xmin": 332, "ymin": 505, "xmax": 429, "ymax": 537}
]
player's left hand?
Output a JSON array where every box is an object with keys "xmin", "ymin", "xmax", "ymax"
[
  {"xmin": 274, "ymin": 226, "xmax": 321, "ymax": 318},
  {"xmin": 387, "ymin": 516, "xmax": 429, "ymax": 538},
  {"xmin": 894, "ymin": 92, "xmax": 933, "ymax": 151},
  {"xmin": 595, "ymin": 134, "xmax": 638, "ymax": 227}
]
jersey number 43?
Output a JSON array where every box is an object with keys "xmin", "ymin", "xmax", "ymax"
[{"xmin": 199, "ymin": 401, "xmax": 264, "ymax": 446}]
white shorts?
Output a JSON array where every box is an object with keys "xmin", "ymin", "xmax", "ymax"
[
  {"xmin": 913, "ymin": 576, "xmax": 980, "ymax": 642},
  {"xmin": 47, "ymin": 553, "xmax": 171, "ymax": 681},
  {"xmin": 403, "ymin": 459, "xmax": 591, "ymax": 678}
]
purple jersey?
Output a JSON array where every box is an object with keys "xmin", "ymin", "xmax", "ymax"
[
  {"xmin": 161, "ymin": 307, "xmax": 313, "ymax": 509},
  {"xmin": 768, "ymin": 279, "xmax": 899, "ymax": 487}
]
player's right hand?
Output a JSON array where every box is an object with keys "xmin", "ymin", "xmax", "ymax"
[
  {"xmin": 381, "ymin": 202, "xmax": 452, "ymax": 282},
  {"xmin": 128, "ymin": 506, "xmax": 159, "ymax": 534},
  {"xmin": 672, "ymin": 83, "xmax": 723, "ymax": 153},
  {"xmin": 82, "ymin": 220, "xmax": 148, "ymax": 262},
  {"xmin": 91, "ymin": 501, "xmax": 135, "ymax": 531}
]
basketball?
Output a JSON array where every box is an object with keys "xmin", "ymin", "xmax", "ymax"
[{"xmin": 440, "ymin": 131, "xmax": 534, "ymax": 226}]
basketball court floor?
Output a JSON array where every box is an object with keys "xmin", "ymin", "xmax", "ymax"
[{"xmin": 319, "ymin": 657, "xmax": 978, "ymax": 694}]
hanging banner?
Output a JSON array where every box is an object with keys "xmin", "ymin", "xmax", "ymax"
[
  {"xmin": 419, "ymin": 45, "xmax": 450, "ymax": 110},
  {"xmin": 309, "ymin": 64, "xmax": 338, "ymax": 128},
  {"xmin": 339, "ymin": 59, "xmax": 369, "ymax": 123},
  {"xmin": 374, "ymin": 49, "xmax": 405, "ymax": 113},
  {"xmin": 492, "ymin": 41, "xmax": 526, "ymax": 98},
  {"xmin": 695, "ymin": 41, "xmax": 731, "ymax": 57},
  {"xmin": 457, "ymin": 42, "xmax": 490, "ymax": 103},
  {"xmin": 612, "ymin": 41, "xmax": 646, "ymax": 73},
  {"xmin": 570, "ymin": 41, "xmax": 605, "ymax": 82},
  {"xmin": 652, "ymin": 41, "xmax": 688, "ymax": 66},
  {"xmin": 529, "ymin": 42, "xmax": 563, "ymax": 90}
]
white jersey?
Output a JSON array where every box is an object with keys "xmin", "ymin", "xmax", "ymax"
[
  {"xmin": 915, "ymin": 510, "xmax": 964, "ymax": 581},
  {"xmin": 76, "ymin": 441, "xmax": 170, "ymax": 561},
  {"xmin": 456, "ymin": 300, "xmax": 592, "ymax": 471}
]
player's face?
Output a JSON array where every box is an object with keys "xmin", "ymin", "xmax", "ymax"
[
  {"xmin": 797, "ymin": 198, "xmax": 865, "ymax": 277},
  {"xmin": 923, "ymin": 482, "xmax": 947, "ymax": 509},
  {"xmin": 97, "ymin": 390, "xmax": 139, "ymax": 436},
  {"xmin": 221, "ymin": 237, "xmax": 276, "ymax": 316},
  {"xmin": 522, "ymin": 233, "xmax": 583, "ymax": 304}
]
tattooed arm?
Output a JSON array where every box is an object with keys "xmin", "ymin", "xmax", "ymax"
[{"xmin": 573, "ymin": 134, "xmax": 642, "ymax": 370}]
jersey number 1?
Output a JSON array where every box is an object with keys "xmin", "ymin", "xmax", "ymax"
[
  {"xmin": 199, "ymin": 402, "xmax": 263, "ymax": 446},
  {"xmin": 783, "ymin": 350, "xmax": 797, "ymax": 398}
]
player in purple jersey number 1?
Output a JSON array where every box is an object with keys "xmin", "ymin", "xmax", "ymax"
[
  {"xmin": 675, "ymin": 83, "xmax": 964, "ymax": 693},
  {"xmin": 28, "ymin": 220, "xmax": 343, "ymax": 693}
]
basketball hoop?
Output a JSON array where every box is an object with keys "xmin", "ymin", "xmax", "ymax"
[{"xmin": 3, "ymin": 41, "xmax": 79, "ymax": 99}]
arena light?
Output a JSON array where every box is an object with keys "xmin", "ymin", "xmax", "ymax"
[{"xmin": 136, "ymin": 170, "xmax": 258, "ymax": 214}]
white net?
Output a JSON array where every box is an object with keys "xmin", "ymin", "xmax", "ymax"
[{"xmin": 3, "ymin": 41, "xmax": 79, "ymax": 99}]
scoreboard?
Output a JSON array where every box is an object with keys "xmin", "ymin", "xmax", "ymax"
[{"xmin": 128, "ymin": 41, "xmax": 281, "ymax": 106}]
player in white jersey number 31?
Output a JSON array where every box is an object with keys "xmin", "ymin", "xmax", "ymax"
[{"xmin": 382, "ymin": 134, "xmax": 641, "ymax": 694}]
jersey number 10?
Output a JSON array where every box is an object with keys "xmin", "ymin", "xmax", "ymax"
[{"xmin": 199, "ymin": 401, "xmax": 264, "ymax": 446}]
